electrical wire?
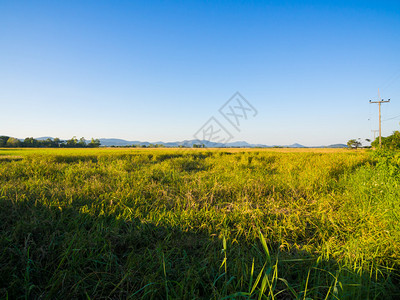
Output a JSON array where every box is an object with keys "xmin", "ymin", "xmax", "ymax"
[{"xmin": 383, "ymin": 114, "xmax": 400, "ymax": 122}]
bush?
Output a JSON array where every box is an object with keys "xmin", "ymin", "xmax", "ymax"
[{"xmin": 371, "ymin": 131, "xmax": 400, "ymax": 149}]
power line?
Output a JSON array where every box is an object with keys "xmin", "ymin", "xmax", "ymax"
[
  {"xmin": 382, "ymin": 114, "xmax": 400, "ymax": 122},
  {"xmin": 381, "ymin": 68, "xmax": 400, "ymax": 91}
]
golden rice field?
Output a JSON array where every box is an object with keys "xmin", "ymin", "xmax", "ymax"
[{"xmin": 0, "ymin": 148, "xmax": 399, "ymax": 299}]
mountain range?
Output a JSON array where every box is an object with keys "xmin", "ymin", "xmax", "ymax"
[{"xmin": 35, "ymin": 137, "xmax": 346, "ymax": 148}]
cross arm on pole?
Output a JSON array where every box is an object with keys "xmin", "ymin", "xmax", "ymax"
[
  {"xmin": 369, "ymin": 99, "xmax": 391, "ymax": 147},
  {"xmin": 369, "ymin": 99, "xmax": 390, "ymax": 103}
]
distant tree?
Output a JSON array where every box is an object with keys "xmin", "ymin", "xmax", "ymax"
[
  {"xmin": 1, "ymin": 135, "xmax": 103, "ymax": 148},
  {"xmin": 363, "ymin": 138, "xmax": 372, "ymax": 149},
  {"xmin": 88, "ymin": 138, "xmax": 101, "ymax": 148},
  {"xmin": 6, "ymin": 137, "xmax": 21, "ymax": 148},
  {"xmin": 53, "ymin": 138, "xmax": 62, "ymax": 147},
  {"xmin": 347, "ymin": 139, "xmax": 356, "ymax": 149},
  {"xmin": 66, "ymin": 136, "xmax": 78, "ymax": 147},
  {"xmin": 193, "ymin": 144, "xmax": 205, "ymax": 148},
  {"xmin": 347, "ymin": 139, "xmax": 362, "ymax": 150},
  {"xmin": 78, "ymin": 137, "xmax": 87, "ymax": 148},
  {"xmin": 23, "ymin": 137, "xmax": 38, "ymax": 147},
  {"xmin": 42, "ymin": 138, "xmax": 54, "ymax": 148},
  {"xmin": 0, "ymin": 136, "xmax": 10, "ymax": 147}
]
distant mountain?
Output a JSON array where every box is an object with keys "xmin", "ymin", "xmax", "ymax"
[
  {"xmin": 35, "ymin": 137, "xmax": 54, "ymax": 140},
  {"xmin": 325, "ymin": 144, "xmax": 347, "ymax": 148},
  {"xmin": 96, "ymin": 138, "xmax": 259, "ymax": 147},
  {"xmin": 225, "ymin": 141, "xmax": 252, "ymax": 147},
  {"xmin": 98, "ymin": 138, "xmax": 149, "ymax": 146},
  {"xmin": 29, "ymin": 137, "xmax": 346, "ymax": 148},
  {"xmin": 287, "ymin": 143, "xmax": 306, "ymax": 148},
  {"xmin": 97, "ymin": 139, "xmax": 345, "ymax": 148}
]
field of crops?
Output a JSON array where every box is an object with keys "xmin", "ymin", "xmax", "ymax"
[{"xmin": 0, "ymin": 148, "xmax": 399, "ymax": 299}]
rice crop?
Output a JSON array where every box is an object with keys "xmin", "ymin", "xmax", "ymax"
[{"xmin": 0, "ymin": 148, "xmax": 399, "ymax": 299}]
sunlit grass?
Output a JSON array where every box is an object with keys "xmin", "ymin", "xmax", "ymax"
[{"xmin": 0, "ymin": 148, "xmax": 398, "ymax": 299}]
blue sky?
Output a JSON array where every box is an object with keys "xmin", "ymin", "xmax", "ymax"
[{"xmin": 1, "ymin": 0, "xmax": 399, "ymax": 146}]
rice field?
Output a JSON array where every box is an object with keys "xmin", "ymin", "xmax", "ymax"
[{"xmin": 0, "ymin": 148, "xmax": 399, "ymax": 299}]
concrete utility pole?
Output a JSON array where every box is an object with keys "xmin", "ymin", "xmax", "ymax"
[
  {"xmin": 371, "ymin": 129, "xmax": 379, "ymax": 140},
  {"xmin": 369, "ymin": 98, "xmax": 390, "ymax": 147}
]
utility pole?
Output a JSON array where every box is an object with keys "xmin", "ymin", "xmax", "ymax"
[
  {"xmin": 369, "ymin": 98, "xmax": 390, "ymax": 147},
  {"xmin": 371, "ymin": 129, "xmax": 379, "ymax": 140}
]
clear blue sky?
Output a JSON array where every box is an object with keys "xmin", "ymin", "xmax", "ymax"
[{"xmin": 1, "ymin": 0, "xmax": 399, "ymax": 146}]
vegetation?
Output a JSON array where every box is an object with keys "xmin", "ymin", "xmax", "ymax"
[
  {"xmin": 0, "ymin": 148, "xmax": 399, "ymax": 299},
  {"xmin": 110, "ymin": 144, "xmax": 167, "ymax": 148},
  {"xmin": 371, "ymin": 131, "xmax": 400, "ymax": 149},
  {"xmin": 346, "ymin": 138, "xmax": 369, "ymax": 150},
  {"xmin": 0, "ymin": 136, "xmax": 101, "ymax": 148},
  {"xmin": 193, "ymin": 144, "xmax": 206, "ymax": 148}
]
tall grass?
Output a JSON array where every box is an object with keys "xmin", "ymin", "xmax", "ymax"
[{"xmin": 0, "ymin": 148, "xmax": 399, "ymax": 299}]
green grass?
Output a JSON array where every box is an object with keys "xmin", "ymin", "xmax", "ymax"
[{"xmin": 0, "ymin": 148, "xmax": 399, "ymax": 299}]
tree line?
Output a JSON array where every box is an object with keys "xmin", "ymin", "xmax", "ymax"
[
  {"xmin": 371, "ymin": 130, "xmax": 400, "ymax": 149},
  {"xmin": 0, "ymin": 136, "xmax": 101, "ymax": 148},
  {"xmin": 347, "ymin": 131, "xmax": 400, "ymax": 150}
]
